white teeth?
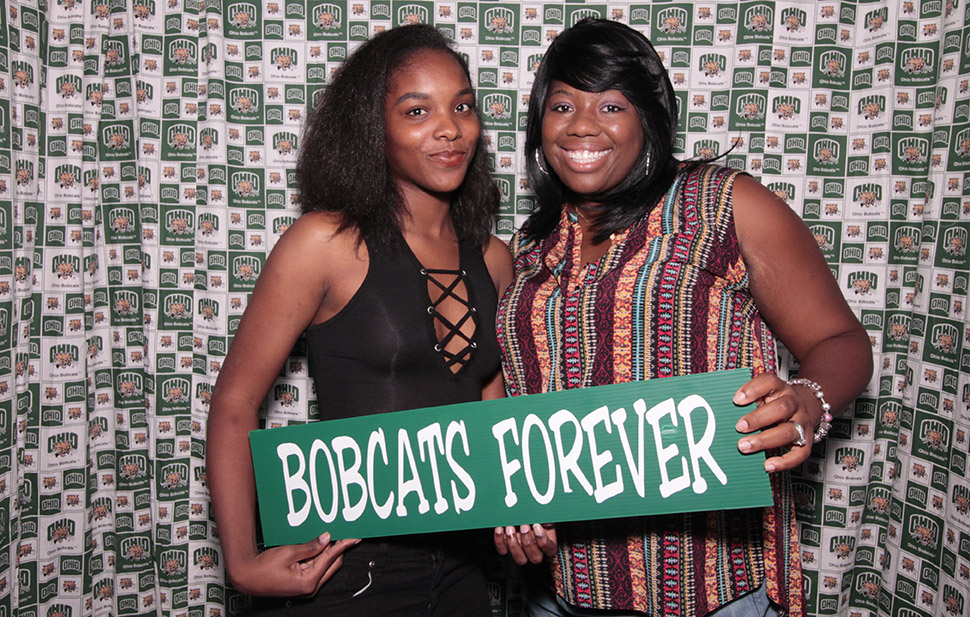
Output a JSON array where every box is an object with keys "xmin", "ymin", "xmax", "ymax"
[{"xmin": 566, "ymin": 149, "xmax": 609, "ymax": 163}]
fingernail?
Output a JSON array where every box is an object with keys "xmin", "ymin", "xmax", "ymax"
[
  {"xmin": 734, "ymin": 390, "xmax": 748, "ymax": 404},
  {"xmin": 736, "ymin": 419, "xmax": 749, "ymax": 432},
  {"xmin": 506, "ymin": 526, "xmax": 514, "ymax": 538},
  {"xmin": 738, "ymin": 439, "xmax": 751, "ymax": 453},
  {"xmin": 354, "ymin": 538, "xmax": 363, "ymax": 545},
  {"xmin": 532, "ymin": 524, "xmax": 545, "ymax": 538},
  {"xmin": 318, "ymin": 532, "xmax": 330, "ymax": 545},
  {"xmin": 765, "ymin": 463, "xmax": 776, "ymax": 473}
]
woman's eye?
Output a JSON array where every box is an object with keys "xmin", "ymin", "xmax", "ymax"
[
  {"xmin": 550, "ymin": 103, "xmax": 571, "ymax": 113},
  {"xmin": 603, "ymin": 104, "xmax": 624, "ymax": 113},
  {"xmin": 456, "ymin": 102, "xmax": 473, "ymax": 112},
  {"xmin": 405, "ymin": 108, "xmax": 427, "ymax": 117}
]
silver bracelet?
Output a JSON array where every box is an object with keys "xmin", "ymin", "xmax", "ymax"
[{"xmin": 787, "ymin": 378, "xmax": 833, "ymax": 443}]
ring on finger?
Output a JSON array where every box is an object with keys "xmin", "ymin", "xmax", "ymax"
[{"xmin": 788, "ymin": 420, "xmax": 807, "ymax": 447}]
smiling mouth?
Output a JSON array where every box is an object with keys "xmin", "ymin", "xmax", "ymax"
[
  {"xmin": 564, "ymin": 149, "xmax": 611, "ymax": 163},
  {"xmin": 430, "ymin": 150, "xmax": 467, "ymax": 167}
]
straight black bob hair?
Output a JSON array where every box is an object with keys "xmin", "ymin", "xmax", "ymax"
[
  {"xmin": 296, "ymin": 24, "xmax": 498, "ymax": 250},
  {"xmin": 522, "ymin": 19, "xmax": 681, "ymax": 244}
]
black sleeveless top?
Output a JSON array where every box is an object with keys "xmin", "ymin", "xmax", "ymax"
[{"xmin": 305, "ymin": 233, "xmax": 501, "ymax": 420}]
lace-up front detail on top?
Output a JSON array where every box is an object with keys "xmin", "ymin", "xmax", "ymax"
[{"xmin": 422, "ymin": 267, "xmax": 478, "ymax": 373}]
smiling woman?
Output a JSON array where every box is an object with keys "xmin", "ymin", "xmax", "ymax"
[
  {"xmin": 206, "ymin": 24, "xmax": 512, "ymax": 617},
  {"xmin": 384, "ymin": 50, "xmax": 482, "ymax": 204},
  {"xmin": 495, "ymin": 18, "xmax": 872, "ymax": 617},
  {"xmin": 539, "ymin": 84, "xmax": 644, "ymax": 211}
]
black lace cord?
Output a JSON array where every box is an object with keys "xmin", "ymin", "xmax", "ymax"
[{"xmin": 422, "ymin": 267, "xmax": 477, "ymax": 369}]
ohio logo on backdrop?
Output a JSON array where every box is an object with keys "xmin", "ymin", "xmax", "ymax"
[
  {"xmin": 166, "ymin": 37, "xmax": 198, "ymax": 75},
  {"xmin": 739, "ymin": 3, "xmax": 774, "ymax": 43},
  {"xmin": 54, "ymin": 74, "xmax": 82, "ymax": 111},
  {"xmin": 230, "ymin": 170, "xmax": 262, "ymax": 207},
  {"xmin": 896, "ymin": 136, "xmax": 930, "ymax": 174},
  {"xmin": 810, "ymin": 137, "xmax": 845, "ymax": 175},
  {"xmin": 165, "ymin": 122, "xmax": 197, "ymax": 160},
  {"xmin": 159, "ymin": 548, "xmax": 188, "ymax": 585},
  {"xmin": 904, "ymin": 511, "xmax": 941, "ymax": 560},
  {"xmin": 229, "ymin": 87, "xmax": 261, "ymax": 124},
  {"xmin": 846, "ymin": 270, "xmax": 879, "ymax": 301},
  {"xmin": 856, "ymin": 93, "xmax": 887, "ymax": 130},
  {"xmin": 197, "ymin": 297, "xmax": 221, "ymax": 331},
  {"xmin": 777, "ymin": 6, "xmax": 807, "ymax": 39},
  {"xmin": 925, "ymin": 321, "xmax": 961, "ymax": 368},
  {"xmin": 480, "ymin": 91, "xmax": 514, "ymax": 130},
  {"xmin": 231, "ymin": 254, "xmax": 262, "ymax": 291},
  {"xmin": 48, "ymin": 344, "xmax": 80, "ymax": 379},
  {"xmin": 853, "ymin": 183, "xmax": 883, "ymax": 209},
  {"xmin": 770, "ymin": 94, "xmax": 802, "ymax": 130},
  {"xmin": 50, "ymin": 255, "xmax": 81, "ymax": 291},
  {"xmin": 898, "ymin": 46, "xmax": 936, "ymax": 86},
  {"xmin": 161, "ymin": 377, "xmax": 191, "ymax": 413},
  {"xmin": 103, "ymin": 38, "xmax": 128, "ymax": 77},
  {"xmin": 816, "ymin": 49, "xmax": 849, "ymax": 88},
  {"xmin": 695, "ymin": 52, "xmax": 728, "ymax": 88},
  {"xmin": 158, "ymin": 292, "xmax": 192, "ymax": 331},
  {"xmin": 12, "ymin": 60, "xmax": 35, "ymax": 94},
  {"xmin": 309, "ymin": 2, "xmax": 346, "ymax": 39},
  {"xmin": 651, "ymin": 6, "xmax": 690, "ymax": 44},
  {"xmin": 480, "ymin": 4, "xmax": 516, "ymax": 44},
  {"xmin": 394, "ymin": 3, "xmax": 430, "ymax": 26},
  {"xmin": 226, "ymin": 1, "xmax": 260, "ymax": 37},
  {"xmin": 100, "ymin": 123, "xmax": 133, "ymax": 160},
  {"xmin": 269, "ymin": 47, "xmax": 300, "ymax": 80},
  {"xmin": 52, "ymin": 164, "xmax": 82, "ymax": 200}
]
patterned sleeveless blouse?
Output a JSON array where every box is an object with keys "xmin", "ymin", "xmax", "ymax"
[{"xmin": 497, "ymin": 164, "xmax": 804, "ymax": 616}]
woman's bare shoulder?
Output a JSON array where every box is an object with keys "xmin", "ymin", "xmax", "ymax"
[{"xmin": 274, "ymin": 211, "xmax": 361, "ymax": 258}]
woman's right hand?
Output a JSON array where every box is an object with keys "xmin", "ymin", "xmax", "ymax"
[
  {"xmin": 494, "ymin": 524, "xmax": 557, "ymax": 565},
  {"xmin": 228, "ymin": 533, "xmax": 360, "ymax": 597}
]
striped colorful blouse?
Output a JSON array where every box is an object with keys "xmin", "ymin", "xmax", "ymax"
[{"xmin": 497, "ymin": 164, "xmax": 804, "ymax": 616}]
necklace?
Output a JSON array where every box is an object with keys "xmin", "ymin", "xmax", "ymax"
[
  {"xmin": 572, "ymin": 206, "xmax": 596, "ymax": 227},
  {"xmin": 572, "ymin": 206, "xmax": 618, "ymax": 245}
]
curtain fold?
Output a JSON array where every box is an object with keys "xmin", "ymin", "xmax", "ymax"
[{"xmin": 0, "ymin": 2, "xmax": 966, "ymax": 616}]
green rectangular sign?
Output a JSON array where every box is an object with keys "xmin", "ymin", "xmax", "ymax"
[{"xmin": 251, "ymin": 369, "xmax": 773, "ymax": 546}]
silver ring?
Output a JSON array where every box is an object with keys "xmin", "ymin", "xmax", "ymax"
[{"xmin": 789, "ymin": 420, "xmax": 807, "ymax": 447}]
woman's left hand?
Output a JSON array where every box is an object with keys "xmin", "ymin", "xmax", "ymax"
[
  {"xmin": 494, "ymin": 524, "xmax": 557, "ymax": 565},
  {"xmin": 733, "ymin": 373, "xmax": 822, "ymax": 473}
]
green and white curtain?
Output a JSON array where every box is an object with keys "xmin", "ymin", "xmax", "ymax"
[{"xmin": 0, "ymin": 1, "xmax": 967, "ymax": 616}]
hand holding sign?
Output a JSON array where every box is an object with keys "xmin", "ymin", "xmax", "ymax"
[
  {"xmin": 734, "ymin": 372, "xmax": 828, "ymax": 472},
  {"xmin": 494, "ymin": 524, "xmax": 557, "ymax": 565}
]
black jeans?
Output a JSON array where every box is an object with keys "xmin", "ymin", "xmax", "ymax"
[{"xmin": 248, "ymin": 533, "xmax": 490, "ymax": 617}]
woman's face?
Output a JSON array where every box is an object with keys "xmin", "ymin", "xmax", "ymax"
[
  {"xmin": 385, "ymin": 50, "xmax": 480, "ymax": 205},
  {"xmin": 541, "ymin": 81, "xmax": 644, "ymax": 203}
]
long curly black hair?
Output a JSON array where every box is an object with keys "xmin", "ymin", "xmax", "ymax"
[{"xmin": 296, "ymin": 24, "xmax": 498, "ymax": 250}]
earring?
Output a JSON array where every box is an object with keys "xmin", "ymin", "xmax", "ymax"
[
  {"xmin": 534, "ymin": 148, "xmax": 550, "ymax": 175},
  {"xmin": 644, "ymin": 151, "xmax": 652, "ymax": 176}
]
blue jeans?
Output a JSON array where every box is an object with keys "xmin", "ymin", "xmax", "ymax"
[{"xmin": 526, "ymin": 581, "xmax": 780, "ymax": 617}]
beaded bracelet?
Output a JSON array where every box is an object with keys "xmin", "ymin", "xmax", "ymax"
[{"xmin": 787, "ymin": 378, "xmax": 833, "ymax": 443}]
